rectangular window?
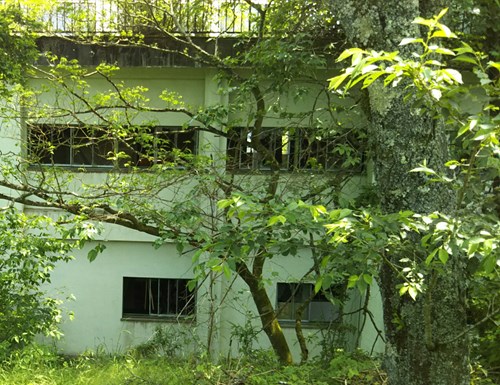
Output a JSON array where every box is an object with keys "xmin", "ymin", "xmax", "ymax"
[
  {"xmin": 226, "ymin": 127, "xmax": 342, "ymax": 171},
  {"xmin": 276, "ymin": 283, "xmax": 340, "ymax": 323},
  {"xmin": 122, "ymin": 277, "xmax": 195, "ymax": 319},
  {"xmin": 29, "ymin": 124, "xmax": 114, "ymax": 167},
  {"xmin": 28, "ymin": 124, "xmax": 197, "ymax": 168}
]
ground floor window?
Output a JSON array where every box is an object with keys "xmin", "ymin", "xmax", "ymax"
[
  {"xmin": 122, "ymin": 277, "xmax": 195, "ymax": 319},
  {"xmin": 276, "ymin": 282, "xmax": 340, "ymax": 323}
]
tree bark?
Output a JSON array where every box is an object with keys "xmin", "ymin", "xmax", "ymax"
[
  {"xmin": 237, "ymin": 262, "xmax": 293, "ymax": 365},
  {"xmin": 331, "ymin": 1, "xmax": 470, "ymax": 384}
]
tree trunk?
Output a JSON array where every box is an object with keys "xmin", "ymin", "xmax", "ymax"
[
  {"xmin": 331, "ymin": 1, "xmax": 470, "ymax": 384},
  {"xmin": 372, "ymin": 87, "xmax": 469, "ymax": 385},
  {"xmin": 237, "ymin": 262, "xmax": 293, "ymax": 365}
]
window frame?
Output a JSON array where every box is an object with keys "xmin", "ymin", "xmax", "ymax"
[
  {"xmin": 28, "ymin": 124, "xmax": 198, "ymax": 169},
  {"xmin": 122, "ymin": 277, "xmax": 195, "ymax": 321},
  {"xmin": 226, "ymin": 127, "xmax": 344, "ymax": 172},
  {"xmin": 276, "ymin": 282, "xmax": 340, "ymax": 324}
]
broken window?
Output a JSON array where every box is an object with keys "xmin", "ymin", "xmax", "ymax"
[{"xmin": 122, "ymin": 277, "xmax": 195, "ymax": 318}]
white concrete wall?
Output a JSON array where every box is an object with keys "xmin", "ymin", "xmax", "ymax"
[
  {"xmin": 42, "ymin": 241, "xmax": 196, "ymax": 354},
  {"xmin": 7, "ymin": 66, "xmax": 385, "ymax": 360},
  {"xmin": 42, "ymin": 239, "xmax": 383, "ymax": 361}
]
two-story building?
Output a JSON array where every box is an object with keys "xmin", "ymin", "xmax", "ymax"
[{"xmin": 1, "ymin": 0, "xmax": 384, "ymax": 362}]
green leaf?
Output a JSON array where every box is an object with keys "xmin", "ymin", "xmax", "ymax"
[
  {"xmin": 457, "ymin": 119, "xmax": 477, "ymax": 138},
  {"xmin": 434, "ymin": 23, "xmax": 456, "ymax": 38},
  {"xmin": 454, "ymin": 43, "xmax": 474, "ymax": 55},
  {"xmin": 399, "ymin": 38, "xmax": 422, "ymax": 46},
  {"xmin": 336, "ymin": 48, "xmax": 364, "ymax": 63},
  {"xmin": 482, "ymin": 255, "xmax": 498, "ymax": 274},
  {"xmin": 356, "ymin": 278, "xmax": 368, "ymax": 293},
  {"xmin": 410, "ymin": 165, "xmax": 437, "ymax": 175},
  {"xmin": 426, "ymin": 248, "xmax": 438, "ymax": 265},
  {"xmin": 362, "ymin": 273, "xmax": 373, "ymax": 285},
  {"xmin": 267, "ymin": 215, "xmax": 286, "ymax": 226},
  {"xmin": 223, "ymin": 263, "xmax": 232, "ymax": 279},
  {"xmin": 314, "ymin": 278, "xmax": 323, "ymax": 294},
  {"xmin": 87, "ymin": 248, "xmax": 98, "ymax": 262},
  {"xmin": 412, "ymin": 17, "xmax": 433, "ymax": 27},
  {"xmin": 351, "ymin": 51, "xmax": 364, "ymax": 66},
  {"xmin": 310, "ymin": 205, "xmax": 327, "ymax": 220},
  {"xmin": 487, "ymin": 61, "xmax": 500, "ymax": 71},
  {"xmin": 187, "ymin": 279, "xmax": 197, "ymax": 292},
  {"xmin": 452, "ymin": 55, "xmax": 477, "ymax": 65},
  {"xmin": 322, "ymin": 274, "xmax": 333, "ymax": 290},
  {"xmin": 408, "ymin": 286, "xmax": 418, "ymax": 300},
  {"xmin": 347, "ymin": 275, "xmax": 358, "ymax": 289},
  {"xmin": 432, "ymin": 47, "xmax": 455, "ymax": 56},
  {"xmin": 467, "ymin": 241, "xmax": 479, "ymax": 256},
  {"xmin": 431, "ymin": 30, "xmax": 453, "ymax": 39},
  {"xmin": 436, "ymin": 8, "xmax": 449, "ymax": 20},
  {"xmin": 443, "ymin": 68, "xmax": 463, "ymax": 84},
  {"xmin": 217, "ymin": 199, "xmax": 232, "ymax": 209},
  {"xmin": 383, "ymin": 73, "xmax": 398, "ymax": 87},
  {"xmin": 438, "ymin": 248, "xmax": 449, "ymax": 264},
  {"xmin": 362, "ymin": 71, "xmax": 385, "ymax": 88},
  {"xmin": 192, "ymin": 248, "xmax": 204, "ymax": 264},
  {"xmin": 329, "ymin": 73, "xmax": 349, "ymax": 90}
]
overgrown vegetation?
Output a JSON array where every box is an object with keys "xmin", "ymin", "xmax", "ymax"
[
  {"xmin": 2, "ymin": 343, "xmax": 498, "ymax": 385},
  {"xmin": 0, "ymin": 344, "xmax": 385, "ymax": 385}
]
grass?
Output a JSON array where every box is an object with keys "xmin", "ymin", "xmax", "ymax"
[
  {"xmin": 0, "ymin": 345, "xmax": 387, "ymax": 385},
  {"xmin": 0, "ymin": 344, "xmax": 496, "ymax": 385}
]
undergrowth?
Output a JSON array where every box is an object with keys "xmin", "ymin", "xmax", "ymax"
[
  {"xmin": 0, "ymin": 344, "xmax": 386, "ymax": 385},
  {"xmin": 0, "ymin": 344, "xmax": 494, "ymax": 385}
]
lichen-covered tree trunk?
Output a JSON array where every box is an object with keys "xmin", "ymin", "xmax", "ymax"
[
  {"xmin": 237, "ymin": 262, "xmax": 293, "ymax": 365},
  {"xmin": 331, "ymin": 1, "xmax": 469, "ymax": 384},
  {"xmin": 372, "ymin": 89, "xmax": 469, "ymax": 385}
]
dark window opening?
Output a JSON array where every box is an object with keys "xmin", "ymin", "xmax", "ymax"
[
  {"xmin": 226, "ymin": 127, "xmax": 359, "ymax": 172},
  {"xmin": 122, "ymin": 277, "xmax": 195, "ymax": 318},
  {"xmin": 28, "ymin": 124, "xmax": 197, "ymax": 168},
  {"xmin": 276, "ymin": 282, "xmax": 341, "ymax": 323}
]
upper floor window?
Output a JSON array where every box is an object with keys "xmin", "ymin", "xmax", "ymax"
[
  {"xmin": 226, "ymin": 127, "xmax": 354, "ymax": 172},
  {"xmin": 122, "ymin": 277, "xmax": 195, "ymax": 319},
  {"xmin": 28, "ymin": 124, "xmax": 197, "ymax": 168},
  {"xmin": 276, "ymin": 282, "xmax": 341, "ymax": 323}
]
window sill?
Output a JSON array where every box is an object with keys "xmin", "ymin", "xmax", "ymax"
[
  {"xmin": 121, "ymin": 316, "xmax": 195, "ymax": 323},
  {"xmin": 225, "ymin": 168, "xmax": 354, "ymax": 175},
  {"xmin": 27, "ymin": 165, "xmax": 187, "ymax": 173},
  {"xmin": 278, "ymin": 320, "xmax": 340, "ymax": 329}
]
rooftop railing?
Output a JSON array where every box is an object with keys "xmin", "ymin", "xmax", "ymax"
[{"xmin": 39, "ymin": 0, "xmax": 259, "ymax": 35}]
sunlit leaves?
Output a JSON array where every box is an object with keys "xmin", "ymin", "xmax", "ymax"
[
  {"xmin": 0, "ymin": 207, "xmax": 95, "ymax": 347},
  {"xmin": 0, "ymin": 4, "xmax": 39, "ymax": 96}
]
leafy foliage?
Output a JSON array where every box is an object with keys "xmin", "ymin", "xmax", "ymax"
[
  {"xmin": 328, "ymin": 7, "xmax": 499, "ymax": 295},
  {"xmin": 0, "ymin": 4, "xmax": 39, "ymax": 96},
  {"xmin": 0, "ymin": 208, "xmax": 75, "ymax": 352},
  {"xmin": 327, "ymin": 8, "xmax": 499, "ymax": 380}
]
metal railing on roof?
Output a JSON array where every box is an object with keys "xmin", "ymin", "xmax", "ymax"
[{"xmin": 39, "ymin": 0, "xmax": 259, "ymax": 35}]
